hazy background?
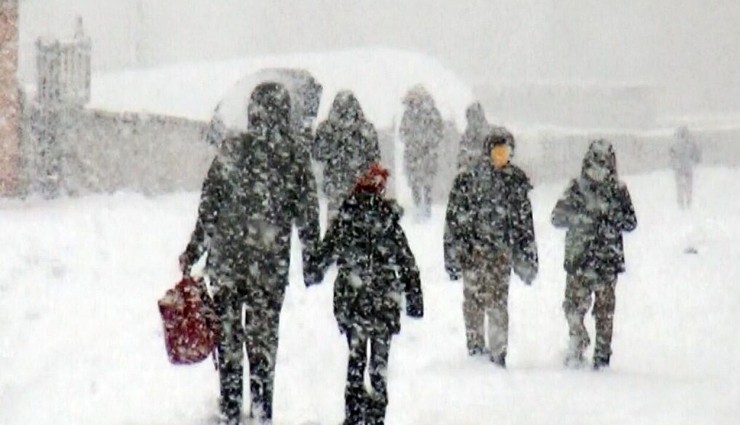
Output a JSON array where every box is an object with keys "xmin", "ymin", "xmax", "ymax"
[{"xmin": 18, "ymin": 0, "xmax": 740, "ymax": 116}]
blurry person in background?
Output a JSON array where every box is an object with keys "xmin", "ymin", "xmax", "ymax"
[
  {"xmin": 551, "ymin": 140, "xmax": 637, "ymax": 370},
  {"xmin": 457, "ymin": 101, "xmax": 492, "ymax": 172},
  {"xmin": 669, "ymin": 125, "xmax": 701, "ymax": 209},
  {"xmin": 180, "ymin": 82, "xmax": 322, "ymax": 425},
  {"xmin": 313, "ymin": 90, "xmax": 381, "ymax": 221},
  {"xmin": 400, "ymin": 85, "xmax": 443, "ymax": 218}
]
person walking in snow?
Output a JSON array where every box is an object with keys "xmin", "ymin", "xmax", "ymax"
[
  {"xmin": 179, "ymin": 82, "xmax": 322, "ymax": 425},
  {"xmin": 312, "ymin": 90, "xmax": 381, "ymax": 220},
  {"xmin": 457, "ymin": 101, "xmax": 492, "ymax": 172},
  {"xmin": 551, "ymin": 140, "xmax": 637, "ymax": 370},
  {"xmin": 399, "ymin": 85, "xmax": 444, "ymax": 218},
  {"xmin": 313, "ymin": 163, "xmax": 424, "ymax": 425},
  {"xmin": 669, "ymin": 125, "xmax": 701, "ymax": 209},
  {"xmin": 444, "ymin": 129, "xmax": 538, "ymax": 367}
]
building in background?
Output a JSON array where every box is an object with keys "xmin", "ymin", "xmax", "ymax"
[{"xmin": 0, "ymin": 0, "xmax": 20, "ymax": 196}]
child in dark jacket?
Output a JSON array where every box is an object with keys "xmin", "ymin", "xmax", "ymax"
[
  {"xmin": 551, "ymin": 140, "xmax": 637, "ymax": 369},
  {"xmin": 314, "ymin": 163, "xmax": 424, "ymax": 425}
]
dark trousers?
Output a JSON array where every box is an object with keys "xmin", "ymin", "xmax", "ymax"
[
  {"xmin": 563, "ymin": 273, "xmax": 617, "ymax": 365},
  {"xmin": 215, "ymin": 283, "xmax": 285, "ymax": 425},
  {"xmin": 344, "ymin": 328, "xmax": 392, "ymax": 425}
]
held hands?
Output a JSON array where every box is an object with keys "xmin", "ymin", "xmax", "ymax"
[
  {"xmin": 446, "ymin": 265, "xmax": 462, "ymax": 282},
  {"xmin": 302, "ymin": 251, "xmax": 325, "ymax": 287},
  {"xmin": 406, "ymin": 298, "xmax": 424, "ymax": 319}
]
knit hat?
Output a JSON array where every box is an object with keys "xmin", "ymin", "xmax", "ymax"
[{"xmin": 354, "ymin": 163, "xmax": 390, "ymax": 195}]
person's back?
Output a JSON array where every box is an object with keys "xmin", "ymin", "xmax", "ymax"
[
  {"xmin": 314, "ymin": 163, "xmax": 423, "ymax": 425},
  {"xmin": 181, "ymin": 82, "xmax": 321, "ymax": 425},
  {"xmin": 313, "ymin": 90, "xmax": 380, "ymax": 213},
  {"xmin": 457, "ymin": 102, "xmax": 491, "ymax": 171}
]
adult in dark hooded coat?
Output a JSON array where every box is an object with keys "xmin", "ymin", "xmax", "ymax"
[
  {"xmin": 551, "ymin": 139, "xmax": 637, "ymax": 369},
  {"xmin": 313, "ymin": 90, "xmax": 381, "ymax": 218},
  {"xmin": 444, "ymin": 129, "xmax": 538, "ymax": 367},
  {"xmin": 179, "ymin": 82, "xmax": 322, "ymax": 425},
  {"xmin": 457, "ymin": 101, "xmax": 492, "ymax": 171},
  {"xmin": 314, "ymin": 163, "xmax": 423, "ymax": 425},
  {"xmin": 399, "ymin": 85, "xmax": 444, "ymax": 217}
]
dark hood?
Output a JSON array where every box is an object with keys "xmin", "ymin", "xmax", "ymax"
[
  {"xmin": 247, "ymin": 82, "xmax": 292, "ymax": 138},
  {"xmin": 581, "ymin": 139, "xmax": 618, "ymax": 183},
  {"xmin": 328, "ymin": 90, "xmax": 365, "ymax": 127},
  {"xmin": 482, "ymin": 126, "xmax": 515, "ymax": 156}
]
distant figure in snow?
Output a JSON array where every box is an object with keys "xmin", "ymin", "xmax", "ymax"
[
  {"xmin": 457, "ymin": 101, "xmax": 492, "ymax": 172},
  {"xmin": 669, "ymin": 126, "xmax": 701, "ymax": 209},
  {"xmin": 400, "ymin": 85, "xmax": 444, "ymax": 218},
  {"xmin": 313, "ymin": 163, "xmax": 424, "ymax": 425},
  {"xmin": 180, "ymin": 82, "xmax": 322, "ymax": 425},
  {"xmin": 551, "ymin": 140, "xmax": 637, "ymax": 370},
  {"xmin": 444, "ymin": 129, "xmax": 538, "ymax": 367},
  {"xmin": 313, "ymin": 90, "xmax": 381, "ymax": 221}
]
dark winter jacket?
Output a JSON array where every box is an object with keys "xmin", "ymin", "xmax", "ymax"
[
  {"xmin": 312, "ymin": 91, "xmax": 381, "ymax": 200},
  {"xmin": 316, "ymin": 191, "xmax": 424, "ymax": 335},
  {"xmin": 444, "ymin": 140, "xmax": 538, "ymax": 284},
  {"xmin": 183, "ymin": 83, "xmax": 321, "ymax": 292},
  {"xmin": 457, "ymin": 102, "xmax": 492, "ymax": 171},
  {"xmin": 551, "ymin": 140, "xmax": 637, "ymax": 276},
  {"xmin": 400, "ymin": 87, "xmax": 443, "ymax": 183}
]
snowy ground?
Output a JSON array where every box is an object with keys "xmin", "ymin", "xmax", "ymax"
[{"xmin": 1, "ymin": 167, "xmax": 739, "ymax": 425}]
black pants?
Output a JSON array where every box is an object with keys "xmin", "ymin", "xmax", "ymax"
[
  {"xmin": 344, "ymin": 328, "xmax": 392, "ymax": 425},
  {"xmin": 215, "ymin": 283, "xmax": 285, "ymax": 425}
]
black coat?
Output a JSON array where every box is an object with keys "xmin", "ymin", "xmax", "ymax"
[
  {"xmin": 444, "ymin": 161, "xmax": 538, "ymax": 283},
  {"xmin": 551, "ymin": 177, "xmax": 637, "ymax": 276},
  {"xmin": 551, "ymin": 141, "xmax": 637, "ymax": 276},
  {"xmin": 183, "ymin": 132, "xmax": 321, "ymax": 292},
  {"xmin": 312, "ymin": 91, "xmax": 380, "ymax": 200},
  {"xmin": 316, "ymin": 191, "xmax": 423, "ymax": 335}
]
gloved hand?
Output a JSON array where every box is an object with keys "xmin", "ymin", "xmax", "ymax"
[
  {"xmin": 406, "ymin": 298, "xmax": 424, "ymax": 319},
  {"xmin": 302, "ymin": 250, "xmax": 324, "ymax": 287},
  {"xmin": 303, "ymin": 264, "xmax": 324, "ymax": 287},
  {"xmin": 178, "ymin": 252, "xmax": 192, "ymax": 275},
  {"xmin": 446, "ymin": 265, "xmax": 462, "ymax": 282},
  {"xmin": 518, "ymin": 265, "xmax": 537, "ymax": 286}
]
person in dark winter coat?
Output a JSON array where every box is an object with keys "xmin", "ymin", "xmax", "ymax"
[
  {"xmin": 443, "ymin": 129, "xmax": 538, "ymax": 367},
  {"xmin": 400, "ymin": 85, "xmax": 444, "ymax": 217},
  {"xmin": 179, "ymin": 82, "xmax": 322, "ymax": 425},
  {"xmin": 313, "ymin": 90, "xmax": 381, "ymax": 219},
  {"xmin": 313, "ymin": 163, "xmax": 424, "ymax": 425},
  {"xmin": 457, "ymin": 101, "xmax": 492, "ymax": 172},
  {"xmin": 551, "ymin": 139, "xmax": 637, "ymax": 370},
  {"xmin": 669, "ymin": 125, "xmax": 701, "ymax": 209}
]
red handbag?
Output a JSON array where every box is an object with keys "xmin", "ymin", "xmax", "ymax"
[{"xmin": 158, "ymin": 276, "xmax": 220, "ymax": 365}]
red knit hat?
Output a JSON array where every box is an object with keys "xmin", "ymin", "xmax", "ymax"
[{"xmin": 354, "ymin": 163, "xmax": 390, "ymax": 194}]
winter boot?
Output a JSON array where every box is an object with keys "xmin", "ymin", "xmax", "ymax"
[
  {"xmin": 490, "ymin": 351, "xmax": 506, "ymax": 368},
  {"xmin": 593, "ymin": 354, "xmax": 610, "ymax": 370}
]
